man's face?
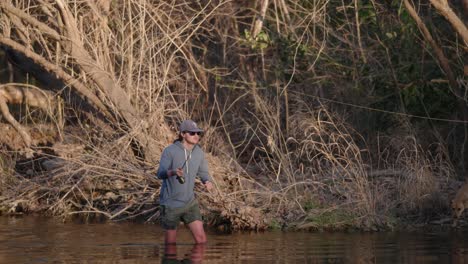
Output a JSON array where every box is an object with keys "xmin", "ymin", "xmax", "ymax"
[{"xmin": 182, "ymin": 131, "xmax": 201, "ymax": 145}]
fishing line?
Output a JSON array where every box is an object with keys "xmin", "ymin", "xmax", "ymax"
[{"xmin": 291, "ymin": 91, "xmax": 468, "ymax": 124}]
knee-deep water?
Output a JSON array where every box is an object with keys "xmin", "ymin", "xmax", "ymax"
[{"xmin": 0, "ymin": 216, "xmax": 467, "ymax": 263}]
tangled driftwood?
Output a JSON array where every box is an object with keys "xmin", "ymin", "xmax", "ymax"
[{"xmin": 0, "ymin": 84, "xmax": 61, "ymax": 151}]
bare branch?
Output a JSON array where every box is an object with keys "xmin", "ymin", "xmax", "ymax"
[
  {"xmin": 252, "ymin": 0, "xmax": 269, "ymax": 38},
  {"xmin": 0, "ymin": 1, "xmax": 61, "ymax": 41},
  {"xmin": 0, "ymin": 37, "xmax": 111, "ymax": 118},
  {"xmin": 429, "ymin": 0, "xmax": 468, "ymax": 46},
  {"xmin": 403, "ymin": 0, "xmax": 460, "ymax": 92}
]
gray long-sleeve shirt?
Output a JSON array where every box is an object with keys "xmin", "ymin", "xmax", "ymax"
[{"xmin": 156, "ymin": 141, "xmax": 211, "ymax": 208}]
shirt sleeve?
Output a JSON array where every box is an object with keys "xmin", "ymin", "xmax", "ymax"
[
  {"xmin": 157, "ymin": 148, "xmax": 172, "ymax": 179},
  {"xmin": 197, "ymin": 152, "xmax": 212, "ymax": 183}
]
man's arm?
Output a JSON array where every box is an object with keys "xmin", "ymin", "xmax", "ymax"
[
  {"xmin": 157, "ymin": 148, "xmax": 172, "ymax": 179},
  {"xmin": 197, "ymin": 152, "xmax": 213, "ymax": 191}
]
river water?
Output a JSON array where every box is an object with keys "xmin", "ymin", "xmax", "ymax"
[{"xmin": 1, "ymin": 216, "xmax": 467, "ymax": 263}]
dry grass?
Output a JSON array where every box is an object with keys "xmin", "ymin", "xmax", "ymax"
[{"xmin": 375, "ymin": 135, "xmax": 454, "ymax": 218}]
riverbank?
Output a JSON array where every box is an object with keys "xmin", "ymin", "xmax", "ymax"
[
  {"xmin": 0, "ymin": 141, "xmax": 462, "ymax": 232},
  {"xmin": 0, "ymin": 102, "xmax": 462, "ymax": 232}
]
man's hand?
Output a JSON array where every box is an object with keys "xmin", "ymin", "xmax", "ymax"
[
  {"xmin": 168, "ymin": 168, "xmax": 185, "ymax": 183},
  {"xmin": 204, "ymin": 181, "xmax": 213, "ymax": 191},
  {"xmin": 169, "ymin": 168, "xmax": 184, "ymax": 177},
  {"xmin": 174, "ymin": 168, "xmax": 184, "ymax": 177}
]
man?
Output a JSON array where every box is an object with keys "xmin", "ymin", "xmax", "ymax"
[{"xmin": 157, "ymin": 119, "xmax": 213, "ymax": 244}]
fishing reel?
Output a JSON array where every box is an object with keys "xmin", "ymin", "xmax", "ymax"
[{"xmin": 176, "ymin": 175, "xmax": 185, "ymax": 184}]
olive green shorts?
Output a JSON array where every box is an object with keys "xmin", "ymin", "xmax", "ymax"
[{"xmin": 160, "ymin": 199, "xmax": 202, "ymax": 230}]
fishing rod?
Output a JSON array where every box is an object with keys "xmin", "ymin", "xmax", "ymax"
[{"xmin": 176, "ymin": 158, "xmax": 188, "ymax": 184}]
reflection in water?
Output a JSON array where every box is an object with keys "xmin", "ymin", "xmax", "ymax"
[
  {"xmin": 1, "ymin": 216, "xmax": 468, "ymax": 263},
  {"xmin": 162, "ymin": 244, "xmax": 206, "ymax": 264}
]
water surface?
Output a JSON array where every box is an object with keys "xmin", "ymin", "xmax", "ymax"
[{"xmin": 0, "ymin": 216, "xmax": 467, "ymax": 263}]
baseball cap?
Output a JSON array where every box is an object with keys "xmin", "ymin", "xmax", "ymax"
[{"xmin": 179, "ymin": 120, "xmax": 204, "ymax": 133}]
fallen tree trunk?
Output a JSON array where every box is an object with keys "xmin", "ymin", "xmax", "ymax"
[
  {"xmin": 0, "ymin": 84, "xmax": 58, "ymax": 150},
  {"xmin": 0, "ymin": 0, "xmax": 156, "ymax": 161}
]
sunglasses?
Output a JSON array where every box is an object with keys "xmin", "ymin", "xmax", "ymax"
[{"xmin": 184, "ymin": 131, "xmax": 202, "ymax": 136}]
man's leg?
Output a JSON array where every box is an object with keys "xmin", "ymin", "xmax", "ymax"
[
  {"xmin": 190, "ymin": 243, "xmax": 206, "ymax": 263},
  {"xmin": 183, "ymin": 200, "xmax": 206, "ymax": 244},
  {"xmin": 163, "ymin": 242, "xmax": 178, "ymax": 260},
  {"xmin": 188, "ymin": 220, "xmax": 207, "ymax": 244},
  {"xmin": 161, "ymin": 205, "xmax": 179, "ymax": 244},
  {"xmin": 164, "ymin": 229, "xmax": 178, "ymax": 244}
]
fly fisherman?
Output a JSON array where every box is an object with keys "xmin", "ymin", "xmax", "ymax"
[{"xmin": 157, "ymin": 120, "xmax": 213, "ymax": 244}]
